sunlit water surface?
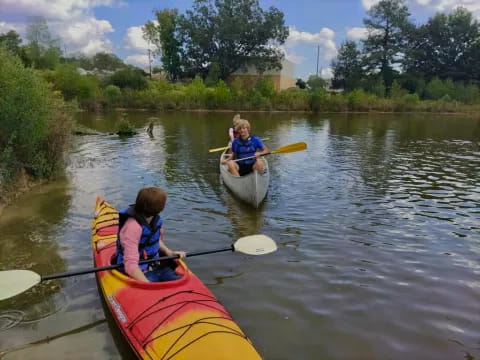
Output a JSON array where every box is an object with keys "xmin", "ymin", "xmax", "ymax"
[{"xmin": 0, "ymin": 112, "xmax": 479, "ymax": 360}]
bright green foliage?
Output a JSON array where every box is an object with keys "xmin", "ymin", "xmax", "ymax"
[
  {"xmin": 309, "ymin": 90, "xmax": 329, "ymax": 112},
  {"xmin": 92, "ymin": 52, "xmax": 125, "ymax": 71},
  {"xmin": 103, "ymin": 85, "xmax": 122, "ymax": 104},
  {"xmin": 390, "ymin": 80, "xmax": 408, "ymax": 99},
  {"xmin": 51, "ymin": 64, "xmax": 99, "ymax": 101},
  {"xmin": 180, "ymin": 0, "xmax": 289, "ymax": 80},
  {"xmin": 0, "ymin": 48, "xmax": 72, "ymax": 180},
  {"xmin": 144, "ymin": 9, "xmax": 183, "ymax": 81},
  {"xmin": 207, "ymin": 80, "xmax": 232, "ymax": 108},
  {"xmin": 307, "ymin": 75, "xmax": 327, "ymax": 92},
  {"xmin": 117, "ymin": 119, "xmax": 136, "ymax": 135},
  {"xmin": 255, "ymin": 78, "xmax": 277, "ymax": 99},
  {"xmin": 185, "ymin": 76, "xmax": 207, "ymax": 106},
  {"xmin": 424, "ymin": 77, "xmax": 452, "ymax": 100},
  {"xmin": 146, "ymin": 0, "xmax": 289, "ymax": 81},
  {"xmin": 274, "ymin": 88, "xmax": 309, "ymax": 110},
  {"xmin": 454, "ymin": 83, "xmax": 480, "ymax": 104},
  {"xmin": 348, "ymin": 89, "xmax": 378, "ymax": 111},
  {"xmin": 108, "ymin": 68, "xmax": 148, "ymax": 90}
]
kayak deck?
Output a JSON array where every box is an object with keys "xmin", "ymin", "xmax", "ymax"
[{"xmin": 91, "ymin": 197, "xmax": 261, "ymax": 360}]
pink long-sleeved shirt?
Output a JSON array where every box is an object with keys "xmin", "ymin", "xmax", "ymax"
[{"xmin": 118, "ymin": 217, "xmax": 143, "ymax": 276}]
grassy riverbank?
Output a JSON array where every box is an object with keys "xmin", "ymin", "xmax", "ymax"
[{"xmin": 70, "ymin": 75, "xmax": 480, "ymax": 114}]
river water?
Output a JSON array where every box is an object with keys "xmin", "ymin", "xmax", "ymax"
[{"xmin": 0, "ymin": 112, "xmax": 479, "ymax": 360}]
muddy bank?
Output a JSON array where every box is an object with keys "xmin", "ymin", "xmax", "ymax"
[{"xmin": 0, "ymin": 171, "xmax": 45, "ymax": 218}]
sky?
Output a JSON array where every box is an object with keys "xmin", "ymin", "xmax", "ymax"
[{"xmin": 0, "ymin": 0, "xmax": 479, "ymax": 79}]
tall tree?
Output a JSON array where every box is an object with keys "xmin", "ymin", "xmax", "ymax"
[
  {"xmin": 181, "ymin": 0, "xmax": 289, "ymax": 80},
  {"xmin": 362, "ymin": 0, "xmax": 412, "ymax": 94},
  {"xmin": 406, "ymin": 7, "xmax": 480, "ymax": 83},
  {"xmin": 144, "ymin": 9, "xmax": 184, "ymax": 81},
  {"xmin": 25, "ymin": 16, "xmax": 61, "ymax": 69},
  {"xmin": 0, "ymin": 30, "xmax": 22, "ymax": 54},
  {"xmin": 145, "ymin": 0, "xmax": 289, "ymax": 81},
  {"xmin": 331, "ymin": 40, "xmax": 364, "ymax": 91},
  {"xmin": 92, "ymin": 52, "xmax": 125, "ymax": 71}
]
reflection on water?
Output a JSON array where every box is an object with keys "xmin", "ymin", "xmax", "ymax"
[{"xmin": 0, "ymin": 111, "xmax": 479, "ymax": 360}]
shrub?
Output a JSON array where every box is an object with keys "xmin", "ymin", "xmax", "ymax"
[
  {"xmin": 274, "ymin": 88, "xmax": 309, "ymax": 111},
  {"xmin": 206, "ymin": 80, "xmax": 232, "ymax": 108},
  {"xmin": 347, "ymin": 89, "xmax": 377, "ymax": 111},
  {"xmin": 51, "ymin": 64, "xmax": 99, "ymax": 101},
  {"xmin": 185, "ymin": 76, "xmax": 207, "ymax": 107},
  {"xmin": 309, "ymin": 90, "xmax": 329, "ymax": 112},
  {"xmin": 117, "ymin": 118, "xmax": 136, "ymax": 135},
  {"xmin": 108, "ymin": 68, "xmax": 148, "ymax": 90},
  {"xmin": 0, "ymin": 48, "xmax": 73, "ymax": 180},
  {"xmin": 103, "ymin": 84, "xmax": 121, "ymax": 105}
]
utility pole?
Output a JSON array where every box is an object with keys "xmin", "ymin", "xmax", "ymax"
[
  {"xmin": 316, "ymin": 45, "xmax": 320, "ymax": 77},
  {"xmin": 148, "ymin": 49, "xmax": 152, "ymax": 79}
]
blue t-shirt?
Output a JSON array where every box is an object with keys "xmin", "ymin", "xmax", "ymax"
[{"xmin": 232, "ymin": 136, "xmax": 264, "ymax": 166}]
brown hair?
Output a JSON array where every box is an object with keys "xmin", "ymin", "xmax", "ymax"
[{"xmin": 134, "ymin": 187, "xmax": 167, "ymax": 217}]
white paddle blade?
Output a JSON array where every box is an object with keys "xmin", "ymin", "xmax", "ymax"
[
  {"xmin": 234, "ymin": 235, "xmax": 277, "ymax": 255},
  {"xmin": 0, "ymin": 270, "xmax": 41, "ymax": 301}
]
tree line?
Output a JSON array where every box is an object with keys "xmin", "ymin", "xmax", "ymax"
[{"xmin": 331, "ymin": 0, "xmax": 480, "ymax": 103}]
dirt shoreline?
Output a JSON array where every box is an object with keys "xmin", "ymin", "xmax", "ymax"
[{"xmin": 0, "ymin": 171, "xmax": 45, "ymax": 218}]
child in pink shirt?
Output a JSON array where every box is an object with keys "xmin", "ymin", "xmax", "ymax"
[{"xmin": 115, "ymin": 187, "xmax": 186, "ymax": 282}]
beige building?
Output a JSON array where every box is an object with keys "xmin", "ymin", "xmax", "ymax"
[{"xmin": 228, "ymin": 59, "xmax": 295, "ymax": 91}]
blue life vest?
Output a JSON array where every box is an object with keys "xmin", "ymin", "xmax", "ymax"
[
  {"xmin": 232, "ymin": 136, "xmax": 262, "ymax": 166},
  {"xmin": 115, "ymin": 206, "xmax": 164, "ymax": 272}
]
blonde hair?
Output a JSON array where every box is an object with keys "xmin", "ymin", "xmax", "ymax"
[
  {"xmin": 236, "ymin": 119, "xmax": 250, "ymax": 131},
  {"xmin": 232, "ymin": 114, "xmax": 241, "ymax": 127}
]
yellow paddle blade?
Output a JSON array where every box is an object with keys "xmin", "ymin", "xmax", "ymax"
[
  {"xmin": 271, "ymin": 142, "xmax": 307, "ymax": 155},
  {"xmin": 209, "ymin": 137, "xmax": 270, "ymax": 153},
  {"xmin": 209, "ymin": 145, "xmax": 229, "ymax": 153}
]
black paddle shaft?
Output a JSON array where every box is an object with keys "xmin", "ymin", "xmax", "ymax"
[{"xmin": 41, "ymin": 245, "xmax": 234, "ymax": 281}]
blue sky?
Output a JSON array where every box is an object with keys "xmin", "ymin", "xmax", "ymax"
[{"xmin": 0, "ymin": 0, "xmax": 478, "ymax": 79}]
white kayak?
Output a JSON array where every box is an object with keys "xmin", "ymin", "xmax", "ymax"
[{"xmin": 220, "ymin": 149, "xmax": 269, "ymax": 208}]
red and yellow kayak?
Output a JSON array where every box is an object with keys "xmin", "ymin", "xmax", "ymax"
[{"xmin": 92, "ymin": 197, "xmax": 261, "ymax": 359}]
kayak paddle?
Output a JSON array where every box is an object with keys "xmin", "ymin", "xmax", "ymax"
[
  {"xmin": 209, "ymin": 137, "xmax": 270, "ymax": 153},
  {"xmin": 234, "ymin": 141, "xmax": 307, "ymax": 162},
  {"xmin": 0, "ymin": 234, "xmax": 276, "ymax": 301}
]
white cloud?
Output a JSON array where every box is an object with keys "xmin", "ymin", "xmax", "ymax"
[
  {"xmin": 0, "ymin": 0, "xmax": 123, "ymax": 20},
  {"xmin": 422, "ymin": 0, "xmax": 480, "ymax": 16},
  {"xmin": 347, "ymin": 27, "xmax": 368, "ymax": 41},
  {"xmin": 362, "ymin": 0, "xmax": 381, "ymax": 9},
  {"xmin": 286, "ymin": 26, "xmax": 337, "ymax": 61},
  {"xmin": 285, "ymin": 52, "xmax": 306, "ymax": 64},
  {"xmin": 125, "ymin": 54, "xmax": 150, "ymax": 68},
  {"xmin": 0, "ymin": 21, "xmax": 25, "ymax": 35},
  {"xmin": 363, "ymin": 0, "xmax": 480, "ymax": 17},
  {"xmin": 54, "ymin": 18, "xmax": 114, "ymax": 55},
  {"xmin": 124, "ymin": 25, "xmax": 154, "ymax": 52},
  {"xmin": 321, "ymin": 67, "xmax": 334, "ymax": 79},
  {"xmin": 0, "ymin": 0, "xmax": 120, "ymax": 56}
]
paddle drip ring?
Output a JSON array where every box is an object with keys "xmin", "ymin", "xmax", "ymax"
[{"xmin": 0, "ymin": 310, "xmax": 24, "ymax": 331}]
